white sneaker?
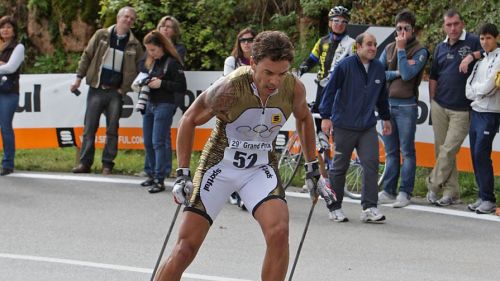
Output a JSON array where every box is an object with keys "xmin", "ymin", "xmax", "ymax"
[
  {"xmin": 228, "ymin": 193, "xmax": 238, "ymax": 205},
  {"xmin": 378, "ymin": 190, "xmax": 396, "ymax": 204},
  {"xmin": 328, "ymin": 209, "xmax": 348, "ymax": 222},
  {"xmin": 426, "ymin": 191, "xmax": 438, "ymax": 204},
  {"xmin": 360, "ymin": 207, "xmax": 386, "ymax": 223},
  {"xmin": 393, "ymin": 192, "xmax": 410, "ymax": 208},
  {"xmin": 467, "ymin": 199, "xmax": 483, "ymax": 212},
  {"xmin": 475, "ymin": 200, "xmax": 496, "ymax": 214}
]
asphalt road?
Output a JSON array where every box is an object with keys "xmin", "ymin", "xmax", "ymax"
[{"xmin": 1, "ymin": 172, "xmax": 499, "ymax": 281}]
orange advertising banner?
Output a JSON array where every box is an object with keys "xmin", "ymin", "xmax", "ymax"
[{"xmin": 4, "ymin": 73, "xmax": 500, "ymax": 175}]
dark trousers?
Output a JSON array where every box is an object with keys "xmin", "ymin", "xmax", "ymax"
[
  {"xmin": 79, "ymin": 87, "xmax": 123, "ymax": 168},
  {"xmin": 469, "ymin": 110, "xmax": 500, "ymax": 203},
  {"xmin": 328, "ymin": 126, "xmax": 380, "ymax": 210}
]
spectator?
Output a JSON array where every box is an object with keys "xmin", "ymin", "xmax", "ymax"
[
  {"xmin": 299, "ymin": 5, "xmax": 355, "ymax": 131},
  {"xmin": 320, "ymin": 32, "xmax": 392, "ymax": 223},
  {"xmin": 157, "ymin": 15, "xmax": 186, "ymax": 62},
  {"xmin": 0, "ymin": 16, "xmax": 24, "ymax": 176},
  {"xmin": 378, "ymin": 9, "xmax": 429, "ymax": 208},
  {"xmin": 139, "ymin": 15, "xmax": 187, "ymax": 183},
  {"xmin": 426, "ymin": 9, "xmax": 481, "ymax": 206},
  {"xmin": 134, "ymin": 31, "xmax": 186, "ymax": 193},
  {"xmin": 70, "ymin": 6, "xmax": 144, "ymax": 174},
  {"xmin": 222, "ymin": 27, "xmax": 257, "ymax": 207},
  {"xmin": 154, "ymin": 31, "xmax": 329, "ymax": 281},
  {"xmin": 223, "ymin": 27, "xmax": 256, "ymax": 76},
  {"xmin": 465, "ymin": 23, "xmax": 500, "ymax": 214}
]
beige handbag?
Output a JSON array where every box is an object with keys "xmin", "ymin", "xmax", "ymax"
[{"xmin": 496, "ymin": 71, "xmax": 500, "ymax": 88}]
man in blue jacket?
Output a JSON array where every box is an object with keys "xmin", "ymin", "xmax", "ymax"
[{"xmin": 320, "ymin": 32, "xmax": 392, "ymax": 223}]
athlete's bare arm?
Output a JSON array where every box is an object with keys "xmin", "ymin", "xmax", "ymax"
[
  {"xmin": 292, "ymin": 77, "xmax": 316, "ymax": 162},
  {"xmin": 176, "ymin": 78, "xmax": 237, "ymax": 168}
]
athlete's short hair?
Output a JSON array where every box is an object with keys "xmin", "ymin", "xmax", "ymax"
[
  {"xmin": 478, "ymin": 23, "xmax": 498, "ymax": 37},
  {"xmin": 251, "ymin": 31, "xmax": 294, "ymax": 64},
  {"xmin": 395, "ymin": 9, "xmax": 416, "ymax": 27}
]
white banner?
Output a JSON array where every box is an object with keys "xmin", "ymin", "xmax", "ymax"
[{"xmin": 13, "ymin": 72, "xmax": 484, "ymax": 149}]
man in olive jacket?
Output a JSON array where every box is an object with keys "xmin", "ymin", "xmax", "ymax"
[{"xmin": 70, "ymin": 6, "xmax": 144, "ymax": 174}]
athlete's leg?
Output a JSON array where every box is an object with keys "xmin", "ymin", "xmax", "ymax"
[
  {"xmin": 154, "ymin": 211, "xmax": 210, "ymax": 281},
  {"xmin": 254, "ymin": 199, "xmax": 289, "ymax": 281}
]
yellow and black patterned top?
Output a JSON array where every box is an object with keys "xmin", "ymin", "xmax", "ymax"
[{"xmin": 193, "ymin": 66, "xmax": 296, "ymax": 185}]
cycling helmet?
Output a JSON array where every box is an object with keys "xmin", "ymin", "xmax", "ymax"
[{"xmin": 329, "ymin": 6, "xmax": 350, "ymax": 21}]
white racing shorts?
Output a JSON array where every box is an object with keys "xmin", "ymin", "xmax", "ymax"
[{"xmin": 185, "ymin": 161, "xmax": 285, "ymax": 225}]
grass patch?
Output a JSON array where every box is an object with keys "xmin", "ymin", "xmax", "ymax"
[{"xmin": 12, "ymin": 148, "xmax": 499, "ymax": 203}]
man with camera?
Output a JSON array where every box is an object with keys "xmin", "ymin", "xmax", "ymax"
[{"xmin": 70, "ymin": 6, "xmax": 143, "ymax": 174}]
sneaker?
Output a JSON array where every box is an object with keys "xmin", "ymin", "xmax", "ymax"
[
  {"xmin": 238, "ymin": 200, "xmax": 247, "ymax": 211},
  {"xmin": 475, "ymin": 201, "xmax": 496, "ymax": 214},
  {"xmin": 148, "ymin": 179, "xmax": 165, "ymax": 193},
  {"xmin": 360, "ymin": 207, "xmax": 386, "ymax": 223},
  {"xmin": 393, "ymin": 192, "xmax": 410, "ymax": 208},
  {"xmin": 229, "ymin": 193, "xmax": 239, "ymax": 205},
  {"xmin": 378, "ymin": 191, "xmax": 396, "ymax": 204},
  {"xmin": 435, "ymin": 196, "xmax": 459, "ymax": 207},
  {"xmin": 467, "ymin": 199, "xmax": 483, "ymax": 212},
  {"xmin": 140, "ymin": 177, "xmax": 155, "ymax": 187},
  {"xmin": 426, "ymin": 191, "xmax": 438, "ymax": 204},
  {"xmin": 328, "ymin": 209, "xmax": 349, "ymax": 222}
]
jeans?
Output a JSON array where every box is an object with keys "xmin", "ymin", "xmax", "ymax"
[
  {"xmin": 381, "ymin": 98, "xmax": 417, "ymax": 196},
  {"xmin": 328, "ymin": 126, "xmax": 380, "ymax": 210},
  {"xmin": 79, "ymin": 87, "xmax": 123, "ymax": 168},
  {"xmin": 142, "ymin": 102, "xmax": 177, "ymax": 181},
  {"xmin": 0, "ymin": 93, "xmax": 19, "ymax": 169},
  {"xmin": 469, "ymin": 110, "xmax": 500, "ymax": 203}
]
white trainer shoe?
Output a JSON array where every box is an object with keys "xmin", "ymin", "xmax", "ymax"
[
  {"xmin": 393, "ymin": 191, "xmax": 410, "ymax": 208},
  {"xmin": 360, "ymin": 207, "xmax": 386, "ymax": 223},
  {"xmin": 378, "ymin": 190, "xmax": 396, "ymax": 204},
  {"xmin": 328, "ymin": 209, "xmax": 349, "ymax": 222}
]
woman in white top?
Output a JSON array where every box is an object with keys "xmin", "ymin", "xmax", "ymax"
[
  {"xmin": 223, "ymin": 27, "xmax": 256, "ymax": 76},
  {"xmin": 0, "ymin": 16, "xmax": 25, "ymax": 176}
]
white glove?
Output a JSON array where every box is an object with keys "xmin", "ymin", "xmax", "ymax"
[
  {"xmin": 172, "ymin": 168, "xmax": 193, "ymax": 206},
  {"xmin": 304, "ymin": 160, "xmax": 321, "ymax": 201},
  {"xmin": 317, "ymin": 176, "xmax": 337, "ymax": 208}
]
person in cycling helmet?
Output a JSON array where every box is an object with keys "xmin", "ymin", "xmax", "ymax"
[{"xmin": 298, "ymin": 5, "xmax": 355, "ymax": 132}]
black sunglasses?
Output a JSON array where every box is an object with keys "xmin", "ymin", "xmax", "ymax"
[{"xmin": 239, "ymin": 37, "xmax": 254, "ymax": 43}]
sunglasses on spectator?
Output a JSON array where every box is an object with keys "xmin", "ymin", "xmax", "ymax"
[
  {"xmin": 331, "ymin": 18, "xmax": 349, "ymax": 25},
  {"xmin": 396, "ymin": 25, "xmax": 412, "ymax": 33},
  {"xmin": 239, "ymin": 37, "xmax": 254, "ymax": 43}
]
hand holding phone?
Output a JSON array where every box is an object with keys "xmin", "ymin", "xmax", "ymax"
[{"xmin": 71, "ymin": 89, "xmax": 81, "ymax": 96}]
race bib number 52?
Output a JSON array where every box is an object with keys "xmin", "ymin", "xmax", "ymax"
[{"xmin": 223, "ymin": 148, "xmax": 268, "ymax": 169}]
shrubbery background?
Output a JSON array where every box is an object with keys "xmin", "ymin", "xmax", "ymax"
[{"xmin": 0, "ymin": 0, "xmax": 498, "ymax": 73}]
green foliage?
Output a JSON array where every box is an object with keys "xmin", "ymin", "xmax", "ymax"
[
  {"xmin": 300, "ymin": 0, "xmax": 330, "ymax": 18},
  {"xmin": 17, "ymin": 0, "xmax": 500, "ymax": 72},
  {"xmin": 25, "ymin": 49, "xmax": 81, "ymax": 74}
]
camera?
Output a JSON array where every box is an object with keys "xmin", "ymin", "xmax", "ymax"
[{"xmin": 135, "ymin": 77, "xmax": 151, "ymax": 114}]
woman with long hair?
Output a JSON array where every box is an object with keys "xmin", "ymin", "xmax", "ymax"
[
  {"xmin": 139, "ymin": 31, "xmax": 186, "ymax": 193},
  {"xmin": 223, "ymin": 27, "xmax": 256, "ymax": 76},
  {"xmin": 0, "ymin": 16, "xmax": 24, "ymax": 176}
]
